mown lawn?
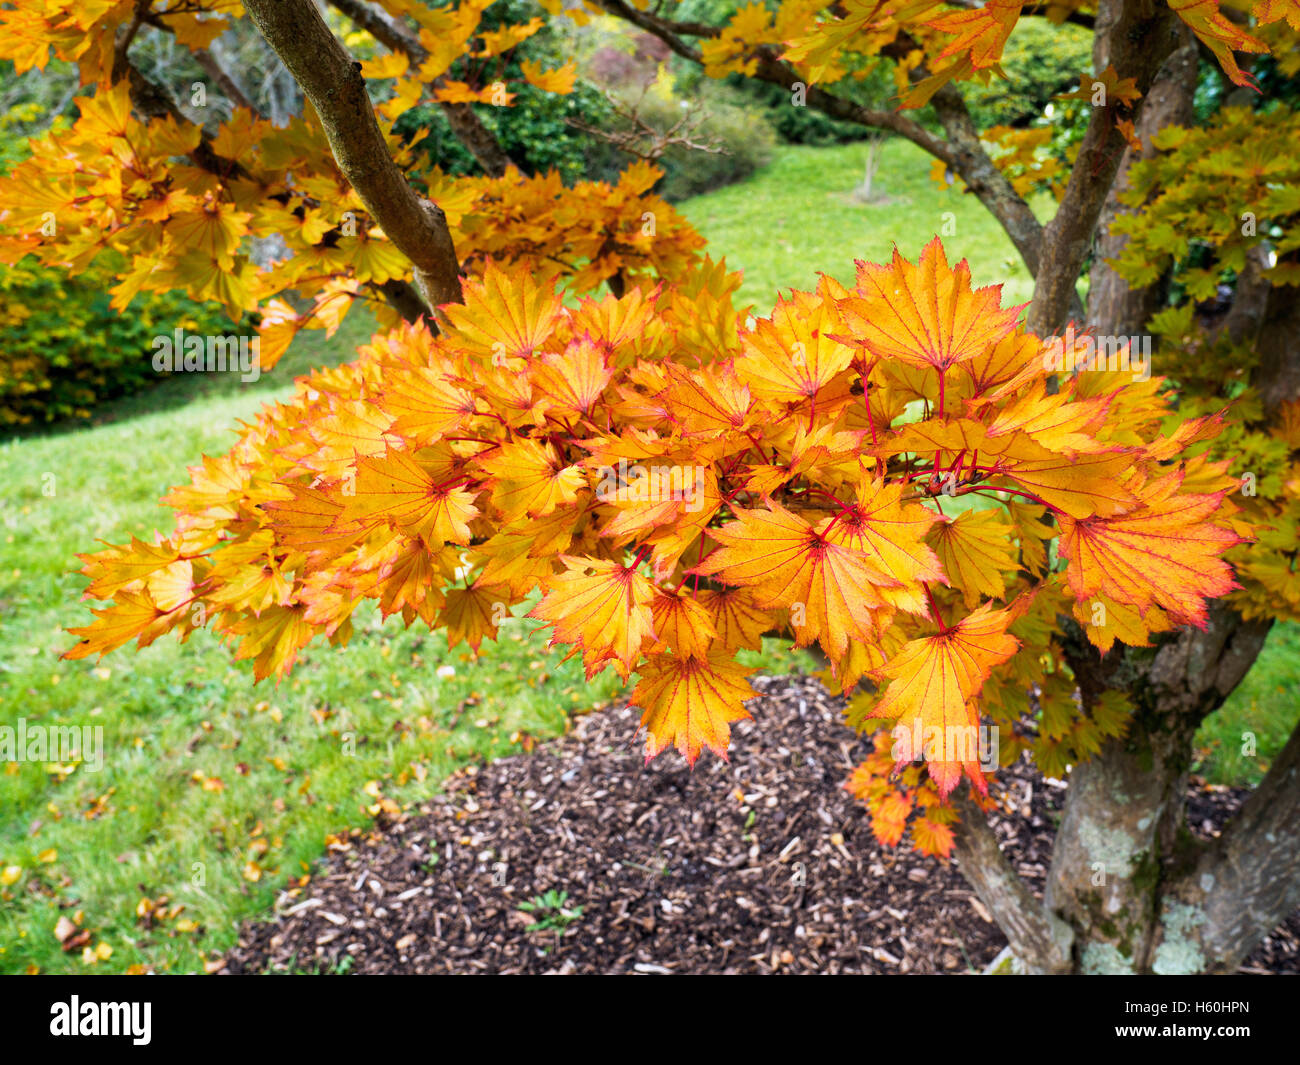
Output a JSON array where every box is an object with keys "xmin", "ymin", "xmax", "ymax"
[
  {"xmin": 1, "ymin": 143, "xmax": 1294, "ymax": 975},
  {"xmin": 681, "ymin": 140, "xmax": 1054, "ymax": 313}
]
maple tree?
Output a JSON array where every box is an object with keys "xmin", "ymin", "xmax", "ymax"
[{"xmin": 5, "ymin": 0, "xmax": 1296, "ymax": 973}]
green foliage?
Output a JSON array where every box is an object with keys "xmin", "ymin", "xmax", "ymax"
[
  {"xmin": 1109, "ymin": 105, "xmax": 1300, "ymax": 298},
  {"xmin": 400, "ymin": 80, "xmax": 622, "ymax": 184},
  {"xmin": 723, "ymin": 73, "xmax": 877, "ymax": 146},
  {"xmin": 394, "ymin": 0, "xmax": 624, "ymax": 182},
  {"xmin": 0, "ymin": 256, "xmax": 245, "ymax": 429},
  {"xmin": 518, "ymin": 889, "xmax": 584, "ymax": 933},
  {"xmin": 963, "ymin": 20, "xmax": 1092, "ymax": 130},
  {"xmin": 398, "ymin": 66, "xmax": 773, "ymax": 201},
  {"xmin": 0, "ymin": 59, "xmax": 78, "ymax": 172}
]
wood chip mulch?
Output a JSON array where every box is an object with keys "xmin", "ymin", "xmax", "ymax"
[{"xmin": 220, "ymin": 674, "xmax": 1300, "ymax": 975}]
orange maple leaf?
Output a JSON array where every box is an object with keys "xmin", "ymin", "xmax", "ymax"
[
  {"xmin": 928, "ymin": 508, "xmax": 1019, "ymax": 608},
  {"xmin": 529, "ymin": 556, "xmax": 657, "ymax": 679},
  {"xmin": 1168, "ymin": 0, "xmax": 1267, "ymax": 89},
  {"xmin": 632, "ymin": 650, "xmax": 757, "ymax": 763},
  {"xmin": 911, "ymin": 815, "xmax": 956, "ymax": 859},
  {"xmin": 827, "ymin": 478, "xmax": 945, "ymax": 616},
  {"xmin": 520, "ymin": 58, "xmax": 577, "ymax": 94},
  {"xmin": 227, "ymin": 604, "xmax": 314, "ymax": 682},
  {"xmin": 1057, "ymin": 468, "xmax": 1243, "ymax": 633},
  {"xmin": 64, "ymin": 591, "xmax": 174, "ymax": 661},
  {"xmin": 737, "ymin": 290, "xmax": 855, "ymax": 410},
  {"xmin": 866, "ymin": 602, "xmax": 1022, "ymax": 798},
  {"xmin": 696, "ymin": 586, "xmax": 773, "ymax": 652},
  {"xmin": 441, "ymin": 260, "xmax": 563, "ymax": 358},
  {"xmin": 475, "ymin": 438, "xmax": 585, "ymax": 522},
  {"xmin": 837, "ymin": 237, "xmax": 1023, "ymax": 375},
  {"xmin": 382, "ymin": 365, "xmax": 478, "ymax": 444},
  {"xmin": 871, "ymin": 790, "xmax": 913, "ymax": 848},
  {"xmin": 338, "ymin": 449, "xmax": 479, "ymax": 548},
  {"xmin": 928, "ymin": 0, "xmax": 1024, "ymax": 70},
  {"xmin": 649, "ymin": 586, "xmax": 719, "ymax": 656},
  {"xmin": 879, "ymin": 417, "xmax": 1137, "ymax": 519},
  {"xmin": 693, "ymin": 501, "xmax": 895, "ymax": 660},
  {"xmin": 77, "ymin": 536, "xmax": 183, "ymax": 602},
  {"xmin": 530, "ymin": 335, "xmax": 613, "ymax": 416},
  {"xmin": 441, "ymin": 582, "xmax": 511, "ymax": 652}
]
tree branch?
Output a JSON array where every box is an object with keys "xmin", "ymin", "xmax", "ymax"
[
  {"xmin": 111, "ymin": 0, "xmax": 150, "ymax": 83},
  {"xmin": 946, "ymin": 0, "xmax": 1096, "ymax": 30},
  {"xmin": 243, "ymin": 0, "xmax": 462, "ymax": 312},
  {"xmin": 193, "ymin": 44, "xmax": 259, "ymax": 115},
  {"xmin": 140, "ymin": 10, "xmax": 263, "ymax": 117},
  {"xmin": 122, "ymin": 63, "xmax": 250, "ymax": 180},
  {"xmin": 1253, "ymin": 265, "xmax": 1300, "ymax": 416},
  {"xmin": 594, "ymin": 0, "xmax": 1046, "ymax": 279},
  {"xmin": 1086, "ymin": 26, "xmax": 1198, "ymax": 335},
  {"xmin": 929, "ymin": 85, "xmax": 1044, "ymax": 278},
  {"xmin": 372, "ymin": 278, "xmax": 434, "ymax": 324},
  {"xmin": 326, "ymin": 0, "xmax": 514, "ymax": 178},
  {"xmin": 1026, "ymin": 0, "xmax": 1183, "ymax": 335},
  {"xmin": 950, "ymin": 786, "xmax": 1075, "ymax": 972},
  {"xmin": 598, "ymin": 0, "xmax": 955, "ymax": 160}
]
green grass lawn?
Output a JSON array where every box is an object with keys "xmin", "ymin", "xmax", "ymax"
[
  {"xmin": 680, "ymin": 140, "xmax": 1055, "ymax": 313},
  {"xmin": 0, "ymin": 143, "xmax": 1294, "ymax": 975},
  {"xmin": 1191, "ymin": 622, "xmax": 1300, "ymax": 787}
]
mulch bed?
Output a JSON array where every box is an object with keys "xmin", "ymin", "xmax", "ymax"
[{"xmin": 220, "ymin": 674, "xmax": 1300, "ymax": 975}]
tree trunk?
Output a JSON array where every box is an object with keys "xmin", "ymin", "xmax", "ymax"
[
  {"xmin": 1042, "ymin": 607, "xmax": 1275, "ymax": 973},
  {"xmin": 1026, "ymin": 0, "xmax": 1182, "ymax": 336},
  {"xmin": 950, "ymin": 14, "xmax": 1300, "ymax": 971},
  {"xmin": 954, "ymin": 602, "xmax": 1293, "ymax": 974},
  {"xmin": 1085, "ymin": 26, "xmax": 1198, "ymax": 334}
]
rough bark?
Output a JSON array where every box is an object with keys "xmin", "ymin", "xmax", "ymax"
[
  {"xmin": 1136, "ymin": 268, "xmax": 1300, "ymax": 970},
  {"xmin": 950, "ymin": 789, "xmax": 1074, "ymax": 973},
  {"xmin": 121, "ymin": 63, "xmax": 249, "ymax": 180},
  {"xmin": 930, "ymin": 86, "xmax": 1045, "ymax": 279},
  {"xmin": 1027, "ymin": 0, "xmax": 1183, "ymax": 336},
  {"xmin": 1254, "ymin": 279, "xmax": 1300, "ymax": 416},
  {"xmin": 1044, "ymin": 606, "xmax": 1274, "ymax": 972},
  {"xmin": 243, "ymin": 0, "xmax": 463, "ymax": 313},
  {"xmin": 1160, "ymin": 717, "xmax": 1300, "ymax": 972},
  {"xmin": 1210, "ymin": 244, "xmax": 1273, "ymax": 345},
  {"xmin": 1086, "ymin": 26, "xmax": 1198, "ymax": 334}
]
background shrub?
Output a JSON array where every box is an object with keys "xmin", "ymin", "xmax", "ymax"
[
  {"xmin": 398, "ymin": 79, "xmax": 624, "ymax": 184},
  {"xmin": 0, "ymin": 256, "xmax": 244, "ymax": 429},
  {"xmin": 627, "ymin": 86, "xmax": 776, "ymax": 201},
  {"xmin": 962, "ymin": 20, "xmax": 1093, "ymax": 129}
]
